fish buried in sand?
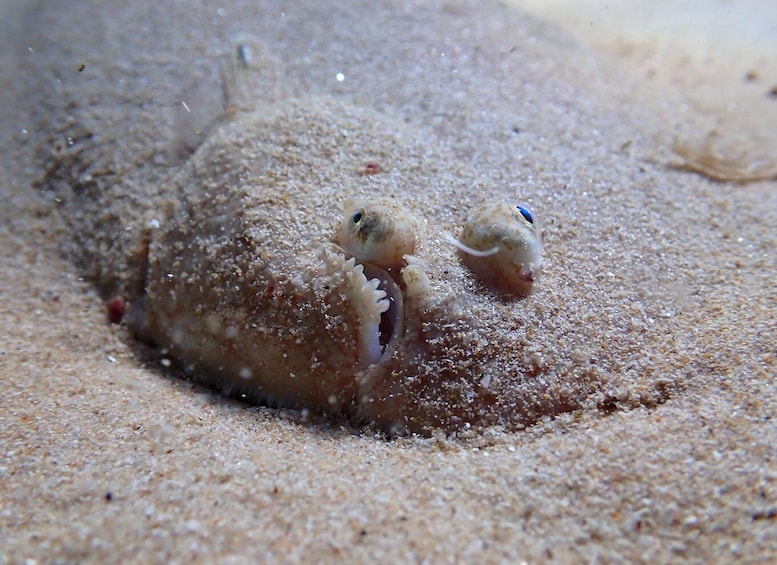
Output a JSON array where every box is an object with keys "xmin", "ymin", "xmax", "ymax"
[
  {"xmin": 124, "ymin": 104, "xmax": 549, "ymax": 436},
  {"xmin": 28, "ymin": 0, "xmax": 678, "ymax": 437}
]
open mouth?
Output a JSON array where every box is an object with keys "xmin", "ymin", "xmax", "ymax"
[
  {"xmin": 363, "ymin": 263, "xmax": 402, "ymax": 352},
  {"xmin": 352, "ymin": 262, "xmax": 403, "ymax": 368}
]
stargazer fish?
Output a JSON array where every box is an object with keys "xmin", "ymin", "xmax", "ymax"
[{"xmin": 23, "ymin": 0, "xmax": 689, "ymax": 435}]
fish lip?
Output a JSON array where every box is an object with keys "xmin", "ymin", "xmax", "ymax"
[{"xmin": 360, "ymin": 262, "xmax": 404, "ymax": 365}]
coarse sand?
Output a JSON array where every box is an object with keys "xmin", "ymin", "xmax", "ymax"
[{"xmin": 1, "ymin": 0, "xmax": 776, "ymax": 562}]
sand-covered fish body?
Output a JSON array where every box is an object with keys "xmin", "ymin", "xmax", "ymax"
[
  {"xmin": 23, "ymin": 0, "xmax": 700, "ymax": 436},
  {"xmin": 125, "ymin": 103, "xmax": 559, "ymax": 434}
]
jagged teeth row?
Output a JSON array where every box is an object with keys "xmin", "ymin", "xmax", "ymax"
[{"xmin": 346, "ymin": 263, "xmax": 390, "ymax": 316}]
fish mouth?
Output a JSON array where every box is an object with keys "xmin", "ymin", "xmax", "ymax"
[{"xmin": 351, "ymin": 262, "xmax": 404, "ymax": 368}]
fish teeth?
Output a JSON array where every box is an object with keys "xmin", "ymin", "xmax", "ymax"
[
  {"xmin": 344, "ymin": 256, "xmax": 358, "ymax": 272},
  {"xmin": 360, "ymin": 272, "xmax": 389, "ymax": 314},
  {"xmin": 364, "ymin": 277, "xmax": 389, "ymax": 310},
  {"xmin": 369, "ymin": 286, "xmax": 390, "ymax": 315},
  {"xmin": 346, "ymin": 266, "xmax": 389, "ymax": 317}
]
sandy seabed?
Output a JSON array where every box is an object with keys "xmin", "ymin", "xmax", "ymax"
[{"xmin": 1, "ymin": 0, "xmax": 776, "ymax": 562}]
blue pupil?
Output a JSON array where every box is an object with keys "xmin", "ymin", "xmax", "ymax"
[
  {"xmin": 352, "ymin": 211, "xmax": 363, "ymax": 224},
  {"xmin": 516, "ymin": 206, "xmax": 533, "ymax": 224}
]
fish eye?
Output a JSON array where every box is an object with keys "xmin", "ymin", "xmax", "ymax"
[
  {"xmin": 338, "ymin": 198, "xmax": 418, "ymax": 269},
  {"xmin": 452, "ymin": 202, "xmax": 543, "ymax": 297},
  {"xmin": 516, "ymin": 205, "xmax": 533, "ymax": 224}
]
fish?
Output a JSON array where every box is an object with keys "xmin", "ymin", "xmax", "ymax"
[
  {"xmin": 23, "ymin": 0, "xmax": 691, "ymax": 435},
  {"xmin": 125, "ymin": 103, "xmax": 549, "ymax": 435}
]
